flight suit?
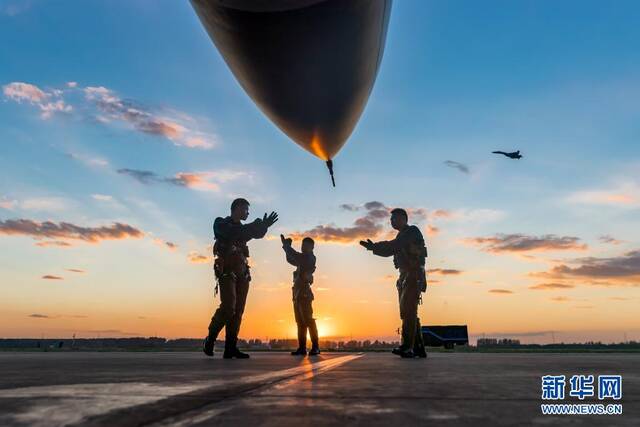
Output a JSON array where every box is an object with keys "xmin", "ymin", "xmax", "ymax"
[
  {"xmin": 370, "ymin": 225, "xmax": 427, "ymax": 352},
  {"xmin": 208, "ymin": 216, "xmax": 269, "ymax": 352},
  {"xmin": 284, "ymin": 245, "xmax": 318, "ymax": 351}
]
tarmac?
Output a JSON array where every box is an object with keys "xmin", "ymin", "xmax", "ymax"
[{"xmin": 0, "ymin": 351, "xmax": 638, "ymax": 426}]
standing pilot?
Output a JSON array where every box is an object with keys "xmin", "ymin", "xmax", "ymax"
[
  {"xmin": 281, "ymin": 234, "xmax": 320, "ymax": 356},
  {"xmin": 360, "ymin": 208, "xmax": 427, "ymax": 358},
  {"xmin": 203, "ymin": 198, "xmax": 278, "ymax": 359}
]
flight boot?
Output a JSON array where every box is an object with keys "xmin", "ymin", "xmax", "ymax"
[
  {"xmin": 413, "ymin": 346, "xmax": 427, "ymax": 358},
  {"xmin": 391, "ymin": 345, "xmax": 409, "ymax": 356},
  {"xmin": 203, "ymin": 336, "xmax": 215, "ymax": 357},
  {"xmin": 399, "ymin": 349, "xmax": 416, "ymax": 358}
]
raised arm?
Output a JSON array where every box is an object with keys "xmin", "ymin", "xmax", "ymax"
[
  {"xmin": 214, "ymin": 212, "xmax": 278, "ymax": 242},
  {"xmin": 285, "ymin": 245, "xmax": 303, "ymax": 266},
  {"xmin": 280, "ymin": 234, "xmax": 302, "ymax": 266}
]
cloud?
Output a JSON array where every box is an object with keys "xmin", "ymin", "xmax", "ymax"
[
  {"xmin": 488, "ymin": 289, "xmax": 513, "ymax": 294},
  {"xmin": 431, "ymin": 209, "xmax": 453, "ymax": 219},
  {"xmin": 425, "ymin": 224, "xmax": 440, "ymax": 236},
  {"xmin": 28, "ymin": 314, "xmax": 51, "ymax": 319},
  {"xmin": 0, "ymin": 218, "xmax": 144, "ymax": 246},
  {"xmin": 65, "ymin": 269, "xmax": 85, "ymax": 273},
  {"xmin": 428, "ymin": 268, "xmax": 463, "ymax": 275},
  {"xmin": 529, "ymin": 282, "xmax": 575, "ymax": 290},
  {"xmin": 42, "ymin": 275, "xmax": 63, "ymax": 280},
  {"xmin": 531, "ymin": 249, "xmax": 640, "ymax": 286},
  {"xmin": 0, "ymin": 196, "xmax": 70, "ymax": 213},
  {"xmin": 444, "ymin": 160, "xmax": 470, "ymax": 174},
  {"xmin": 599, "ymin": 235, "xmax": 622, "ymax": 245},
  {"xmin": 117, "ymin": 168, "xmax": 245, "ymax": 192},
  {"xmin": 567, "ymin": 180, "xmax": 640, "ymax": 207},
  {"xmin": 153, "ymin": 238, "xmax": 178, "ymax": 251},
  {"xmin": 4, "ymin": 81, "xmax": 218, "ymax": 148},
  {"xmin": 3, "ymin": 82, "xmax": 72, "ymax": 119},
  {"xmin": 83, "ymin": 86, "xmax": 217, "ymax": 149},
  {"xmin": 188, "ymin": 251, "xmax": 212, "ymax": 264},
  {"xmin": 464, "ymin": 233, "xmax": 587, "ymax": 254},
  {"xmin": 35, "ymin": 240, "xmax": 72, "ymax": 248},
  {"xmin": 550, "ymin": 296, "xmax": 571, "ymax": 302},
  {"xmin": 117, "ymin": 168, "xmax": 158, "ymax": 184},
  {"xmin": 166, "ymin": 173, "xmax": 220, "ymax": 192},
  {"xmin": 0, "ymin": 197, "xmax": 17, "ymax": 210},
  {"xmin": 19, "ymin": 197, "xmax": 68, "ymax": 212},
  {"xmin": 92, "ymin": 194, "xmax": 113, "ymax": 202},
  {"xmin": 4, "ymin": 82, "xmax": 47, "ymax": 103},
  {"xmin": 67, "ymin": 152, "xmax": 109, "ymax": 168},
  {"xmin": 339, "ymin": 204, "xmax": 359, "ymax": 212}
]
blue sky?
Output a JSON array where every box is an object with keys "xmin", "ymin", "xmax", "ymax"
[{"xmin": 1, "ymin": 0, "xmax": 640, "ymax": 343}]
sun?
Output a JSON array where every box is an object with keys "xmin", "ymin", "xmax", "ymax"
[{"xmin": 287, "ymin": 320, "xmax": 333, "ymax": 339}]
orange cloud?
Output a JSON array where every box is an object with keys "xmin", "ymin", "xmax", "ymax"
[
  {"xmin": 3, "ymin": 82, "xmax": 72, "ymax": 119},
  {"xmin": 529, "ymin": 282, "xmax": 575, "ymax": 290},
  {"xmin": 117, "ymin": 169, "xmax": 245, "ymax": 192},
  {"xmin": 489, "ymin": 289, "xmax": 513, "ymax": 294},
  {"xmin": 153, "ymin": 238, "xmax": 178, "ymax": 251},
  {"xmin": 35, "ymin": 240, "xmax": 72, "ymax": 248},
  {"xmin": 0, "ymin": 218, "xmax": 143, "ymax": 245},
  {"xmin": 84, "ymin": 85, "xmax": 216, "ymax": 149},
  {"xmin": 188, "ymin": 251, "xmax": 212, "ymax": 264},
  {"xmin": 42, "ymin": 275, "xmax": 63, "ymax": 280},
  {"xmin": 170, "ymin": 173, "xmax": 219, "ymax": 192},
  {"xmin": 568, "ymin": 187, "xmax": 638, "ymax": 206},
  {"xmin": 531, "ymin": 249, "xmax": 640, "ymax": 286},
  {"xmin": 428, "ymin": 268, "xmax": 463, "ymax": 275},
  {"xmin": 426, "ymin": 224, "xmax": 440, "ymax": 236}
]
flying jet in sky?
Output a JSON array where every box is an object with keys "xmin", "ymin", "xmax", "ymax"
[{"xmin": 492, "ymin": 150, "xmax": 523, "ymax": 159}]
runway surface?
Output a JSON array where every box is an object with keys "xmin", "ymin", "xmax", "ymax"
[{"xmin": 0, "ymin": 352, "xmax": 637, "ymax": 426}]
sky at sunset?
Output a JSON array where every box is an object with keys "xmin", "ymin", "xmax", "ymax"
[{"xmin": 2, "ymin": 0, "xmax": 640, "ymax": 344}]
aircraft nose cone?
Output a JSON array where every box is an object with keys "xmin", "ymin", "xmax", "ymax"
[{"xmin": 191, "ymin": 0, "xmax": 392, "ymax": 160}]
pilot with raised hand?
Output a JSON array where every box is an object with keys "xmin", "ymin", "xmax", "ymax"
[{"xmin": 204, "ymin": 198, "xmax": 278, "ymax": 359}]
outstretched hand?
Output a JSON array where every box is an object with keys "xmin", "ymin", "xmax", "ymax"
[
  {"xmin": 359, "ymin": 239, "xmax": 374, "ymax": 251},
  {"xmin": 280, "ymin": 234, "xmax": 292, "ymax": 247},
  {"xmin": 263, "ymin": 211, "xmax": 278, "ymax": 227}
]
